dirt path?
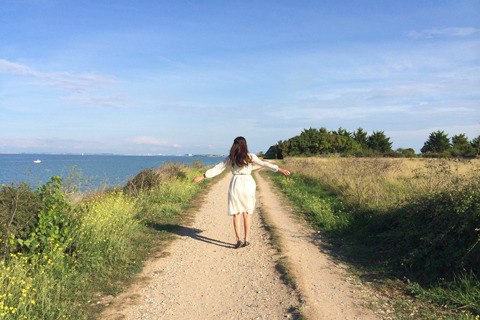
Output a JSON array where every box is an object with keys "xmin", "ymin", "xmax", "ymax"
[
  {"xmin": 101, "ymin": 169, "xmax": 379, "ymax": 320},
  {"xmin": 255, "ymin": 170, "xmax": 379, "ymax": 320}
]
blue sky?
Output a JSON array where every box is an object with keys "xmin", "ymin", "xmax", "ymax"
[{"xmin": 1, "ymin": 0, "xmax": 479, "ymax": 154}]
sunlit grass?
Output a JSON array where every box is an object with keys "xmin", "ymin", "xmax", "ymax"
[
  {"xmin": 267, "ymin": 157, "xmax": 480, "ymax": 319},
  {"xmin": 280, "ymin": 157, "xmax": 480, "ymax": 210}
]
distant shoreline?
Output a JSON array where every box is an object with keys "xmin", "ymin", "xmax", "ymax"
[{"xmin": 0, "ymin": 152, "xmax": 226, "ymax": 157}]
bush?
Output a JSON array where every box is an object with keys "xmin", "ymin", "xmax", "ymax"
[
  {"xmin": 155, "ymin": 161, "xmax": 188, "ymax": 180},
  {"xmin": 402, "ymin": 148, "xmax": 416, "ymax": 157},
  {"xmin": 0, "ymin": 182, "xmax": 44, "ymax": 257},
  {"xmin": 123, "ymin": 168, "xmax": 162, "ymax": 194},
  {"xmin": 123, "ymin": 162, "xmax": 192, "ymax": 195},
  {"xmin": 384, "ymin": 150, "xmax": 403, "ymax": 158},
  {"xmin": 375, "ymin": 184, "xmax": 480, "ymax": 284}
]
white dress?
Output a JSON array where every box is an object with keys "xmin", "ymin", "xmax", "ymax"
[{"xmin": 205, "ymin": 153, "xmax": 278, "ymax": 215}]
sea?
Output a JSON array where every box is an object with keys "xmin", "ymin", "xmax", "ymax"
[{"xmin": 0, "ymin": 154, "xmax": 224, "ymax": 188}]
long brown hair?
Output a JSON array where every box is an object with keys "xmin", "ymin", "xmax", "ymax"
[{"xmin": 229, "ymin": 136, "xmax": 252, "ymax": 167}]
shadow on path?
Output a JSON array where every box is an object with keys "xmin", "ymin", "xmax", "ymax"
[{"xmin": 151, "ymin": 223, "xmax": 234, "ymax": 249}]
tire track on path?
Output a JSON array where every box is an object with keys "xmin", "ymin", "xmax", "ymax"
[{"xmin": 254, "ymin": 169, "xmax": 380, "ymax": 320}]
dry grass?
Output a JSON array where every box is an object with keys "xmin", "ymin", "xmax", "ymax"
[{"xmin": 281, "ymin": 157, "xmax": 480, "ymax": 210}]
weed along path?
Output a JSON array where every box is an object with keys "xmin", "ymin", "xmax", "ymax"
[{"xmin": 101, "ymin": 168, "xmax": 378, "ymax": 320}]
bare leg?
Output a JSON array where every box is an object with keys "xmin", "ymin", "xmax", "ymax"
[
  {"xmin": 233, "ymin": 213, "xmax": 242, "ymax": 242},
  {"xmin": 243, "ymin": 212, "xmax": 251, "ymax": 242}
]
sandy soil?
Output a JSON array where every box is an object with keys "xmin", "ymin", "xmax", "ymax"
[{"xmin": 100, "ymin": 168, "xmax": 379, "ymax": 320}]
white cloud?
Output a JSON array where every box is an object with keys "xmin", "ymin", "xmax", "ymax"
[
  {"xmin": 408, "ymin": 27, "xmax": 479, "ymax": 39},
  {"xmin": 0, "ymin": 59, "xmax": 36, "ymax": 75},
  {"xmin": 39, "ymin": 73, "xmax": 117, "ymax": 94},
  {"xmin": 65, "ymin": 94, "xmax": 130, "ymax": 109},
  {"xmin": 158, "ymin": 55, "xmax": 171, "ymax": 62},
  {"xmin": 130, "ymin": 136, "xmax": 171, "ymax": 146},
  {"xmin": 0, "ymin": 59, "xmax": 123, "ymax": 108},
  {"xmin": 0, "ymin": 59, "xmax": 117, "ymax": 93}
]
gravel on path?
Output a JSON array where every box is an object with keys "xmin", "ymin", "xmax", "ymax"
[{"xmin": 101, "ymin": 171, "xmax": 300, "ymax": 320}]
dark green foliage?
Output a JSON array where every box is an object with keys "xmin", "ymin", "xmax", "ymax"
[
  {"xmin": 419, "ymin": 132, "xmax": 480, "ymax": 158},
  {"xmin": 332, "ymin": 126, "xmax": 352, "ymax": 138},
  {"xmin": 421, "ymin": 130, "xmax": 452, "ymax": 154},
  {"xmin": 449, "ymin": 134, "xmax": 477, "ymax": 158},
  {"xmin": 373, "ymin": 185, "xmax": 480, "ymax": 284},
  {"xmin": 275, "ymin": 140, "xmax": 290, "ymax": 159},
  {"xmin": 395, "ymin": 148, "xmax": 416, "ymax": 158},
  {"xmin": 452, "ymin": 133, "xmax": 469, "ymax": 147},
  {"xmin": 0, "ymin": 182, "xmax": 44, "ymax": 259},
  {"xmin": 262, "ymin": 145, "xmax": 277, "ymax": 159},
  {"xmin": 21, "ymin": 176, "xmax": 77, "ymax": 253},
  {"xmin": 263, "ymin": 127, "xmax": 402, "ymax": 158},
  {"xmin": 401, "ymin": 148, "xmax": 416, "ymax": 157},
  {"xmin": 471, "ymin": 135, "xmax": 480, "ymax": 155},
  {"xmin": 367, "ymin": 130, "xmax": 393, "ymax": 153},
  {"xmin": 124, "ymin": 168, "xmax": 161, "ymax": 193},
  {"xmin": 384, "ymin": 150, "xmax": 403, "ymax": 158},
  {"xmin": 353, "ymin": 127, "xmax": 368, "ymax": 149},
  {"xmin": 264, "ymin": 126, "xmax": 382, "ymax": 158}
]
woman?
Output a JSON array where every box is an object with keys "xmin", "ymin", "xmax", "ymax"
[{"xmin": 193, "ymin": 136, "xmax": 291, "ymax": 249}]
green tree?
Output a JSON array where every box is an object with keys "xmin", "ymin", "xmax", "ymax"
[
  {"xmin": 401, "ymin": 148, "xmax": 416, "ymax": 157},
  {"xmin": 452, "ymin": 133, "xmax": 469, "ymax": 147},
  {"xmin": 421, "ymin": 131, "xmax": 451, "ymax": 154},
  {"xmin": 451, "ymin": 133, "xmax": 476, "ymax": 157},
  {"xmin": 353, "ymin": 127, "xmax": 368, "ymax": 150},
  {"xmin": 276, "ymin": 140, "xmax": 290, "ymax": 159},
  {"xmin": 367, "ymin": 131, "xmax": 393, "ymax": 153},
  {"xmin": 470, "ymin": 135, "xmax": 480, "ymax": 156},
  {"xmin": 332, "ymin": 126, "xmax": 351, "ymax": 138}
]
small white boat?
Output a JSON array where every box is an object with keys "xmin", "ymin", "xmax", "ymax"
[{"xmin": 33, "ymin": 159, "xmax": 41, "ymax": 163}]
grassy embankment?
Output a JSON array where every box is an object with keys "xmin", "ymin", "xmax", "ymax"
[
  {"xmin": 265, "ymin": 157, "xmax": 480, "ymax": 319},
  {"xmin": 0, "ymin": 161, "xmax": 211, "ymax": 319}
]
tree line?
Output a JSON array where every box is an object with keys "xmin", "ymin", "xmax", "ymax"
[{"xmin": 263, "ymin": 127, "xmax": 480, "ymax": 159}]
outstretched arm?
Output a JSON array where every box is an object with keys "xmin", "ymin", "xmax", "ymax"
[
  {"xmin": 192, "ymin": 156, "xmax": 230, "ymax": 183},
  {"xmin": 192, "ymin": 174, "xmax": 206, "ymax": 183},
  {"xmin": 251, "ymin": 154, "xmax": 290, "ymax": 175},
  {"xmin": 277, "ymin": 168, "xmax": 291, "ymax": 176}
]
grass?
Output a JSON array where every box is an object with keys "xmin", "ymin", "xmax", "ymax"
[
  {"xmin": 0, "ymin": 162, "xmax": 212, "ymax": 319},
  {"xmin": 253, "ymin": 170, "xmax": 306, "ymax": 320},
  {"xmin": 257, "ymin": 205, "xmax": 298, "ymax": 289},
  {"xmin": 265, "ymin": 157, "xmax": 480, "ymax": 319}
]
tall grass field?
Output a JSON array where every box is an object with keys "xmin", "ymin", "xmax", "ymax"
[
  {"xmin": 267, "ymin": 157, "xmax": 480, "ymax": 319},
  {"xmin": 0, "ymin": 161, "xmax": 209, "ymax": 319}
]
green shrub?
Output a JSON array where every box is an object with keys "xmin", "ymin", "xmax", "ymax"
[
  {"xmin": 155, "ymin": 161, "xmax": 189, "ymax": 180},
  {"xmin": 123, "ymin": 162, "xmax": 193, "ymax": 195},
  {"xmin": 123, "ymin": 168, "xmax": 162, "ymax": 194},
  {"xmin": 20, "ymin": 176, "xmax": 77, "ymax": 253},
  {"xmin": 0, "ymin": 182, "xmax": 44, "ymax": 258},
  {"xmin": 384, "ymin": 150, "xmax": 403, "ymax": 158},
  {"xmin": 402, "ymin": 148, "xmax": 416, "ymax": 157},
  {"xmin": 375, "ymin": 184, "xmax": 480, "ymax": 284}
]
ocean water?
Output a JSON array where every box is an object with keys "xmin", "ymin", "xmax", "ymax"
[{"xmin": 0, "ymin": 154, "xmax": 224, "ymax": 188}]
